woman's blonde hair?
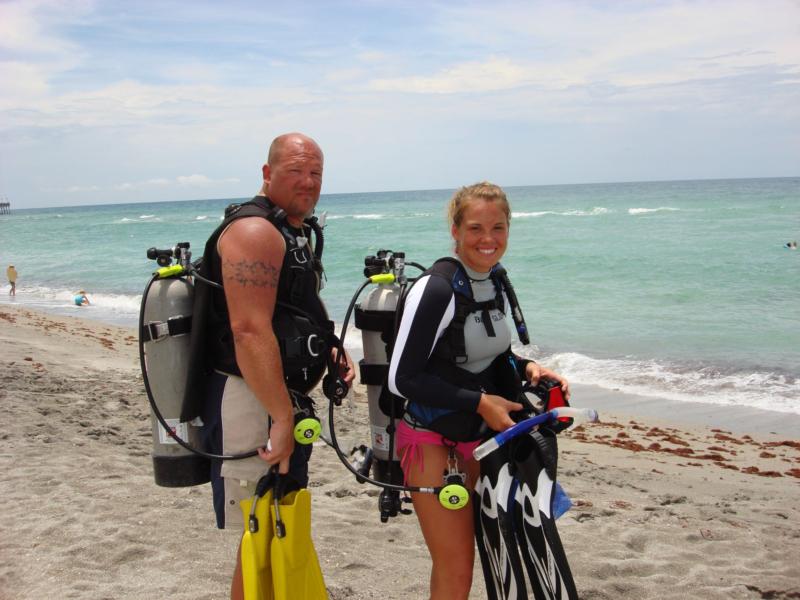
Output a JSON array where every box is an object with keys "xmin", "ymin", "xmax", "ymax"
[{"xmin": 447, "ymin": 181, "xmax": 511, "ymax": 227}]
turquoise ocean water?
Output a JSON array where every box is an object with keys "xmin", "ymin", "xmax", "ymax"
[{"xmin": 1, "ymin": 178, "xmax": 798, "ymax": 415}]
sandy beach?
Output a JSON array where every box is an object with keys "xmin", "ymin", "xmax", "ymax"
[{"xmin": 1, "ymin": 304, "xmax": 798, "ymax": 600}]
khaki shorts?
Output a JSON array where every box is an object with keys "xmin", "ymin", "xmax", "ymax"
[{"xmin": 206, "ymin": 372, "xmax": 311, "ymax": 529}]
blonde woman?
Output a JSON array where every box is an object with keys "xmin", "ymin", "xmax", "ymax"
[{"xmin": 387, "ymin": 182, "xmax": 570, "ymax": 599}]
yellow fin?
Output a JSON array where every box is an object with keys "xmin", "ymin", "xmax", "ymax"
[
  {"xmin": 240, "ymin": 492, "xmax": 274, "ymax": 600},
  {"xmin": 270, "ymin": 489, "xmax": 328, "ymax": 600}
]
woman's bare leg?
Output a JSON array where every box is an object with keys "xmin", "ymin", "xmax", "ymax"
[{"xmin": 406, "ymin": 443, "xmax": 480, "ymax": 600}]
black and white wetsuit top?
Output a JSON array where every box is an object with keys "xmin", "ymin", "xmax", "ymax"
[{"xmin": 387, "ymin": 260, "xmax": 512, "ymax": 431}]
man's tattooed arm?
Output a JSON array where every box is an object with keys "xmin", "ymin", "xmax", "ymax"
[{"xmin": 223, "ymin": 258, "xmax": 280, "ymax": 288}]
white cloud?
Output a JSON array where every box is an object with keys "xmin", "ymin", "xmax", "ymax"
[
  {"xmin": 2, "ymin": 0, "xmax": 798, "ymax": 207},
  {"xmin": 350, "ymin": 0, "xmax": 800, "ymax": 132},
  {"xmin": 0, "ymin": 0, "xmax": 90, "ymax": 55},
  {"xmin": 109, "ymin": 175, "xmax": 239, "ymax": 192},
  {"xmin": 176, "ymin": 175, "xmax": 212, "ymax": 186},
  {"xmin": 176, "ymin": 174, "xmax": 239, "ymax": 186},
  {"xmin": 368, "ymin": 0, "xmax": 800, "ymax": 98},
  {"xmin": 2, "ymin": 77, "xmax": 320, "ymax": 132},
  {"xmin": 67, "ymin": 184, "xmax": 101, "ymax": 193},
  {"xmin": 369, "ymin": 57, "xmax": 533, "ymax": 94}
]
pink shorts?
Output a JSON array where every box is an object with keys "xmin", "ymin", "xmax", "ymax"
[{"xmin": 395, "ymin": 420, "xmax": 481, "ymax": 485}]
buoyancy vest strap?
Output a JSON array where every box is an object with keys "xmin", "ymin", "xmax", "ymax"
[
  {"xmin": 222, "ymin": 198, "xmax": 323, "ymax": 266},
  {"xmin": 493, "ymin": 265, "xmax": 529, "ymax": 345},
  {"xmin": 430, "ymin": 257, "xmax": 505, "ymax": 364},
  {"xmin": 427, "ymin": 258, "xmax": 514, "ymax": 364},
  {"xmin": 224, "ymin": 197, "xmax": 285, "ymax": 222},
  {"xmin": 481, "ymin": 305, "xmax": 495, "ymax": 337},
  {"xmin": 226, "ymin": 199, "xmax": 325, "ymax": 308},
  {"xmin": 428, "ymin": 258, "xmax": 471, "ymax": 364},
  {"xmin": 447, "ymin": 301, "xmax": 470, "ymax": 364}
]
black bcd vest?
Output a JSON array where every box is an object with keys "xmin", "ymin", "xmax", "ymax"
[
  {"xmin": 356, "ymin": 257, "xmax": 529, "ymax": 441},
  {"xmin": 181, "ymin": 196, "xmax": 332, "ymax": 422}
]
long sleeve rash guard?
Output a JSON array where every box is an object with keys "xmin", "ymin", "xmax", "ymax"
[{"xmin": 387, "ymin": 265, "xmax": 512, "ymax": 415}]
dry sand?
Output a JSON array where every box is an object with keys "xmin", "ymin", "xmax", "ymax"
[{"xmin": 1, "ymin": 305, "xmax": 798, "ymax": 599}]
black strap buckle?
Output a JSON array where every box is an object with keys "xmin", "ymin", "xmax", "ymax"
[{"xmin": 141, "ymin": 315, "xmax": 192, "ymax": 343}]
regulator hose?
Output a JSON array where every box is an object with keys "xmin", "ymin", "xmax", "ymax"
[{"xmin": 322, "ymin": 275, "xmax": 451, "ymax": 498}]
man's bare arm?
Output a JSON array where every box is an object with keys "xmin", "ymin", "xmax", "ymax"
[{"xmin": 218, "ymin": 217, "xmax": 294, "ymax": 471}]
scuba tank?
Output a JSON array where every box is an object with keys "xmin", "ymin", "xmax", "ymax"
[
  {"xmin": 139, "ymin": 243, "xmax": 210, "ymax": 487},
  {"xmin": 139, "ymin": 235, "xmax": 331, "ymax": 488},
  {"xmin": 353, "ymin": 249, "xmax": 464, "ymax": 521},
  {"xmin": 354, "ymin": 250, "xmax": 407, "ymax": 488}
]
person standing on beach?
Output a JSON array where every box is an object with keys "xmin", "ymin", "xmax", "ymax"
[
  {"xmin": 193, "ymin": 132, "xmax": 354, "ymax": 600},
  {"xmin": 387, "ymin": 182, "xmax": 570, "ymax": 600},
  {"xmin": 6, "ymin": 265, "xmax": 17, "ymax": 296}
]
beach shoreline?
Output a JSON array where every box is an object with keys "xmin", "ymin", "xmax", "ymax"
[
  {"xmin": 3, "ymin": 295, "xmax": 797, "ymax": 437},
  {"xmin": 569, "ymin": 383, "xmax": 800, "ymax": 438},
  {"xmin": 1, "ymin": 304, "xmax": 798, "ymax": 599}
]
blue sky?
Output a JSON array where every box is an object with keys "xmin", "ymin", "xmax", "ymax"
[{"xmin": 1, "ymin": 0, "xmax": 798, "ymax": 208}]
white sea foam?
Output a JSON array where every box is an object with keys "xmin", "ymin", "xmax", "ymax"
[
  {"xmin": 195, "ymin": 215, "xmax": 209, "ymax": 221},
  {"xmin": 565, "ymin": 207, "xmax": 609, "ymax": 216},
  {"xmin": 542, "ymin": 351, "xmax": 800, "ymax": 415},
  {"xmin": 327, "ymin": 213, "xmax": 384, "ymax": 220},
  {"xmin": 628, "ymin": 207, "xmax": 679, "ymax": 215},
  {"xmin": 512, "ymin": 211, "xmax": 553, "ymax": 218},
  {"xmin": 0, "ymin": 286, "xmax": 142, "ymax": 327},
  {"xmin": 118, "ymin": 216, "xmax": 162, "ymax": 224},
  {"xmin": 513, "ymin": 207, "xmax": 609, "ymax": 218}
]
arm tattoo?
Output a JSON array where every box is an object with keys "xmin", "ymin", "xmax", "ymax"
[{"xmin": 223, "ymin": 258, "xmax": 280, "ymax": 288}]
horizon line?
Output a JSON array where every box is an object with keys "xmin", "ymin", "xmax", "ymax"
[{"xmin": 4, "ymin": 174, "xmax": 798, "ymax": 211}]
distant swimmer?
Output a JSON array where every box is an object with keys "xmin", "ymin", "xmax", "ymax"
[
  {"xmin": 74, "ymin": 290, "xmax": 90, "ymax": 306},
  {"xmin": 787, "ymin": 241, "xmax": 797, "ymax": 249},
  {"xmin": 6, "ymin": 264, "xmax": 17, "ymax": 296}
]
